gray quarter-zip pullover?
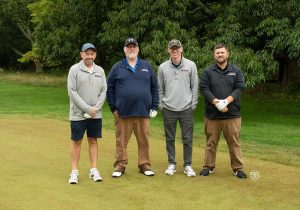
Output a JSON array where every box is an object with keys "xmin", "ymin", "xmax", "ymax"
[
  {"xmin": 158, "ymin": 57, "xmax": 198, "ymax": 111},
  {"xmin": 67, "ymin": 60, "xmax": 107, "ymax": 121}
]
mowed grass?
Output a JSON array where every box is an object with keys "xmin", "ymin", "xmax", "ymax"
[
  {"xmin": 0, "ymin": 75, "xmax": 299, "ymax": 167},
  {"xmin": 0, "ymin": 73, "xmax": 300, "ymax": 209},
  {"xmin": 0, "ymin": 118, "xmax": 299, "ymax": 210}
]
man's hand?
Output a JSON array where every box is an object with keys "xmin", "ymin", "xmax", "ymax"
[
  {"xmin": 220, "ymin": 107, "xmax": 228, "ymax": 113},
  {"xmin": 113, "ymin": 111, "xmax": 119, "ymax": 119},
  {"xmin": 149, "ymin": 110, "xmax": 157, "ymax": 118},
  {"xmin": 88, "ymin": 106, "xmax": 98, "ymax": 118},
  {"xmin": 215, "ymin": 99, "xmax": 229, "ymax": 111}
]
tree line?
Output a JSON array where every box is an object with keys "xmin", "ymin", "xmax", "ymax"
[{"xmin": 1, "ymin": 0, "xmax": 300, "ymax": 87}]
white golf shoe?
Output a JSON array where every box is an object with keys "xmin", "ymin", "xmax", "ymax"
[
  {"xmin": 69, "ymin": 170, "xmax": 79, "ymax": 184},
  {"xmin": 184, "ymin": 166, "xmax": 196, "ymax": 177},
  {"xmin": 89, "ymin": 168, "xmax": 102, "ymax": 182},
  {"xmin": 165, "ymin": 164, "xmax": 176, "ymax": 175}
]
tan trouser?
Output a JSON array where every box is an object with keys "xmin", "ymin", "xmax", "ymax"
[
  {"xmin": 114, "ymin": 117, "xmax": 151, "ymax": 171},
  {"xmin": 203, "ymin": 117, "xmax": 244, "ymax": 171}
]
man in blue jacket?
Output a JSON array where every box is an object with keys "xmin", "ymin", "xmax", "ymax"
[{"xmin": 107, "ymin": 37, "xmax": 159, "ymax": 178}]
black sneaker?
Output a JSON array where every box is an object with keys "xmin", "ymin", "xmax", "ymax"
[
  {"xmin": 199, "ymin": 168, "xmax": 214, "ymax": 176},
  {"xmin": 234, "ymin": 170, "xmax": 247, "ymax": 179}
]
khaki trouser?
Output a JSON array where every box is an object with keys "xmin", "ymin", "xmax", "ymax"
[
  {"xmin": 203, "ymin": 117, "xmax": 244, "ymax": 171},
  {"xmin": 114, "ymin": 117, "xmax": 151, "ymax": 172}
]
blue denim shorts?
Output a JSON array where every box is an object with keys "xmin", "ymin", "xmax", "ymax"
[{"xmin": 70, "ymin": 119, "xmax": 102, "ymax": 141}]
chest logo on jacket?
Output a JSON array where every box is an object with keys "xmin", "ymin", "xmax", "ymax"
[{"xmin": 141, "ymin": 69, "xmax": 149, "ymax": 72}]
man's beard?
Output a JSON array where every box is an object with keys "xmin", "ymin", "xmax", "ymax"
[
  {"xmin": 85, "ymin": 59, "xmax": 94, "ymax": 65},
  {"xmin": 216, "ymin": 58, "xmax": 227, "ymax": 65},
  {"xmin": 127, "ymin": 52, "xmax": 137, "ymax": 60}
]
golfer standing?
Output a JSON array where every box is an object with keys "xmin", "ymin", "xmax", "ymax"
[
  {"xmin": 157, "ymin": 39, "xmax": 198, "ymax": 177},
  {"xmin": 67, "ymin": 43, "xmax": 107, "ymax": 184},
  {"xmin": 199, "ymin": 43, "xmax": 247, "ymax": 179},
  {"xmin": 107, "ymin": 37, "xmax": 159, "ymax": 178}
]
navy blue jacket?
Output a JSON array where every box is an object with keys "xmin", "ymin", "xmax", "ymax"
[
  {"xmin": 107, "ymin": 58, "xmax": 159, "ymax": 117},
  {"xmin": 200, "ymin": 63, "xmax": 244, "ymax": 119}
]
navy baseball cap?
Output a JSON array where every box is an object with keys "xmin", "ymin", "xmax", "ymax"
[{"xmin": 81, "ymin": 43, "xmax": 96, "ymax": 52}]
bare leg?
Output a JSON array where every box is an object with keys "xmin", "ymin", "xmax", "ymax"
[
  {"xmin": 71, "ymin": 139, "xmax": 82, "ymax": 170},
  {"xmin": 88, "ymin": 137, "xmax": 98, "ymax": 168}
]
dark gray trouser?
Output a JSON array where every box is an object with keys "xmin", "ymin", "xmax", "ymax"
[{"xmin": 162, "ymin": 108, "xmax": 194, "ymax": 167}]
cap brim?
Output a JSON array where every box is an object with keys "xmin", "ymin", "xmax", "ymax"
[{"xmin": 169, "ymin": 45, "xmax": 181, "ymax": 48}]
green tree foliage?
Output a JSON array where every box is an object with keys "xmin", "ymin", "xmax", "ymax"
[
  {"xmin": 28, "ymin": 0, "xmax": 108, "ymax": 68},
  {"xmin": 0, "ymin": 14, "xmax": 22, "ymax": 67},
  {"xmin": 201, "ymin": 0, "xmax": 300, "ymax": 86},
  {"xmin": 99, "ymin": 0, "xmax": 202, "ymax": 70},
  {"xmin": 0, "ymin": 0, "xmax": 38, "ymax": 70},
  {"xmin": 1, "ymin": 0, "xmax": 299, "ymax": 88},
  {"xmin": 99, "ymin": 0, "xmax": 287, "ymax": 87}
]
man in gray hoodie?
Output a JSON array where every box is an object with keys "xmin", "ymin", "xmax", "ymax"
[
  {"xmin": 67, "ymin": 43, "xmax": 107, "ymax": 184},
  {"xmin": 158, "ymin": 39, "xmax": 198, "ymax": 177}
]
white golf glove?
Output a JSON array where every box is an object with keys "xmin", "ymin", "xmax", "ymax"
[
  {"xmin": 84, "ymin": 113, "xmax": 92, "ymax": 119},
  {"xmin": 215, "ymin": 99, "xmax": 229, "ymax": 111},
  {"xmin": 149, "ymin": 110, "xmax": 157, "ymax": 118}
]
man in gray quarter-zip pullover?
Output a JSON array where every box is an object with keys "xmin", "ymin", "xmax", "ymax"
[
  {"xmin": 67, "ymin": 43, "xmax": 107, "ymax": 184},
  {"xmin": 158, "ymin": 39, "xmax": 198, "ymax": 177}
]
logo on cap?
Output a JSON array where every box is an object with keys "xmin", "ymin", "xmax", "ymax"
[{"xmin": 124, "ymin": 38, "xmax": 138, "ymax": 47}]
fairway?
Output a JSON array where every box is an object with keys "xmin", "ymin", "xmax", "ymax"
[{"xmin": 0, "ymin": 117, "xmax": 299, "ymax": 210}]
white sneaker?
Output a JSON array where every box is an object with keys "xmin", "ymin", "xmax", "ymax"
[
  {"xmin": 143, "ymin": 170, "xmax": 155, "ymax": 176},
  {"xmin": 165, "ymin": 164, "xmax": 176, "ymax": 175},
  {"xmin": 89, "ymin": 168, "xmax": 102, "ymax": 182},
  {"xmin": 112, "ymin": 171, "xmax": 124, "ymax": 178},
  {"xmin": 184, "ymin": 166, "xmax": 196, "ymax": 177},
  {"xmin": 69, "ymin": 170, "xmax": 79, "ymax": 184}
]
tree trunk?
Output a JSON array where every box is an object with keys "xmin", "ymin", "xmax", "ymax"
[
  {"xmin": 278, "ymin": 60, "xmax": 284, "ymax": 84},
  {"xmin": 280, "ymin": 59, "xmax": 300, "ymax": 85},
  {"xmin": 190, "ymin": 0, "xmax": 216, "ymax": 18},
  {"xmin": 34, "ymin": 60, "xmax": 44, "ymax": 73}
]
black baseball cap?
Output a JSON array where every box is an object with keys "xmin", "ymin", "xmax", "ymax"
[{"xmin": 124, "ymin": 37, "xmax": 138, "ymax": 47}]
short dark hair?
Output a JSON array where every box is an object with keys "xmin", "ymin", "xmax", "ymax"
[{"xmin": 214, "ymin": 43, "xmax": 229, "ymax": 51}]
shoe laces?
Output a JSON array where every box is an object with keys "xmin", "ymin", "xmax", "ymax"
[
  {"xmin": 236, "ymin": 170, "xmax": 246, "ymax": 176},
  {"xmin": 185, "ymin": 166, "xmax": 195, "ymax": 172},
  {"xmin": 90, "ymin": 168, "xmax": 100, "ymax": 178},
  {"xmin": 70, "ymin": 170, "xmax": 78, "ymax": 179},
  {"xmin": 167, "ymin": 164, "xmax": 176, "ymax": 171}
]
